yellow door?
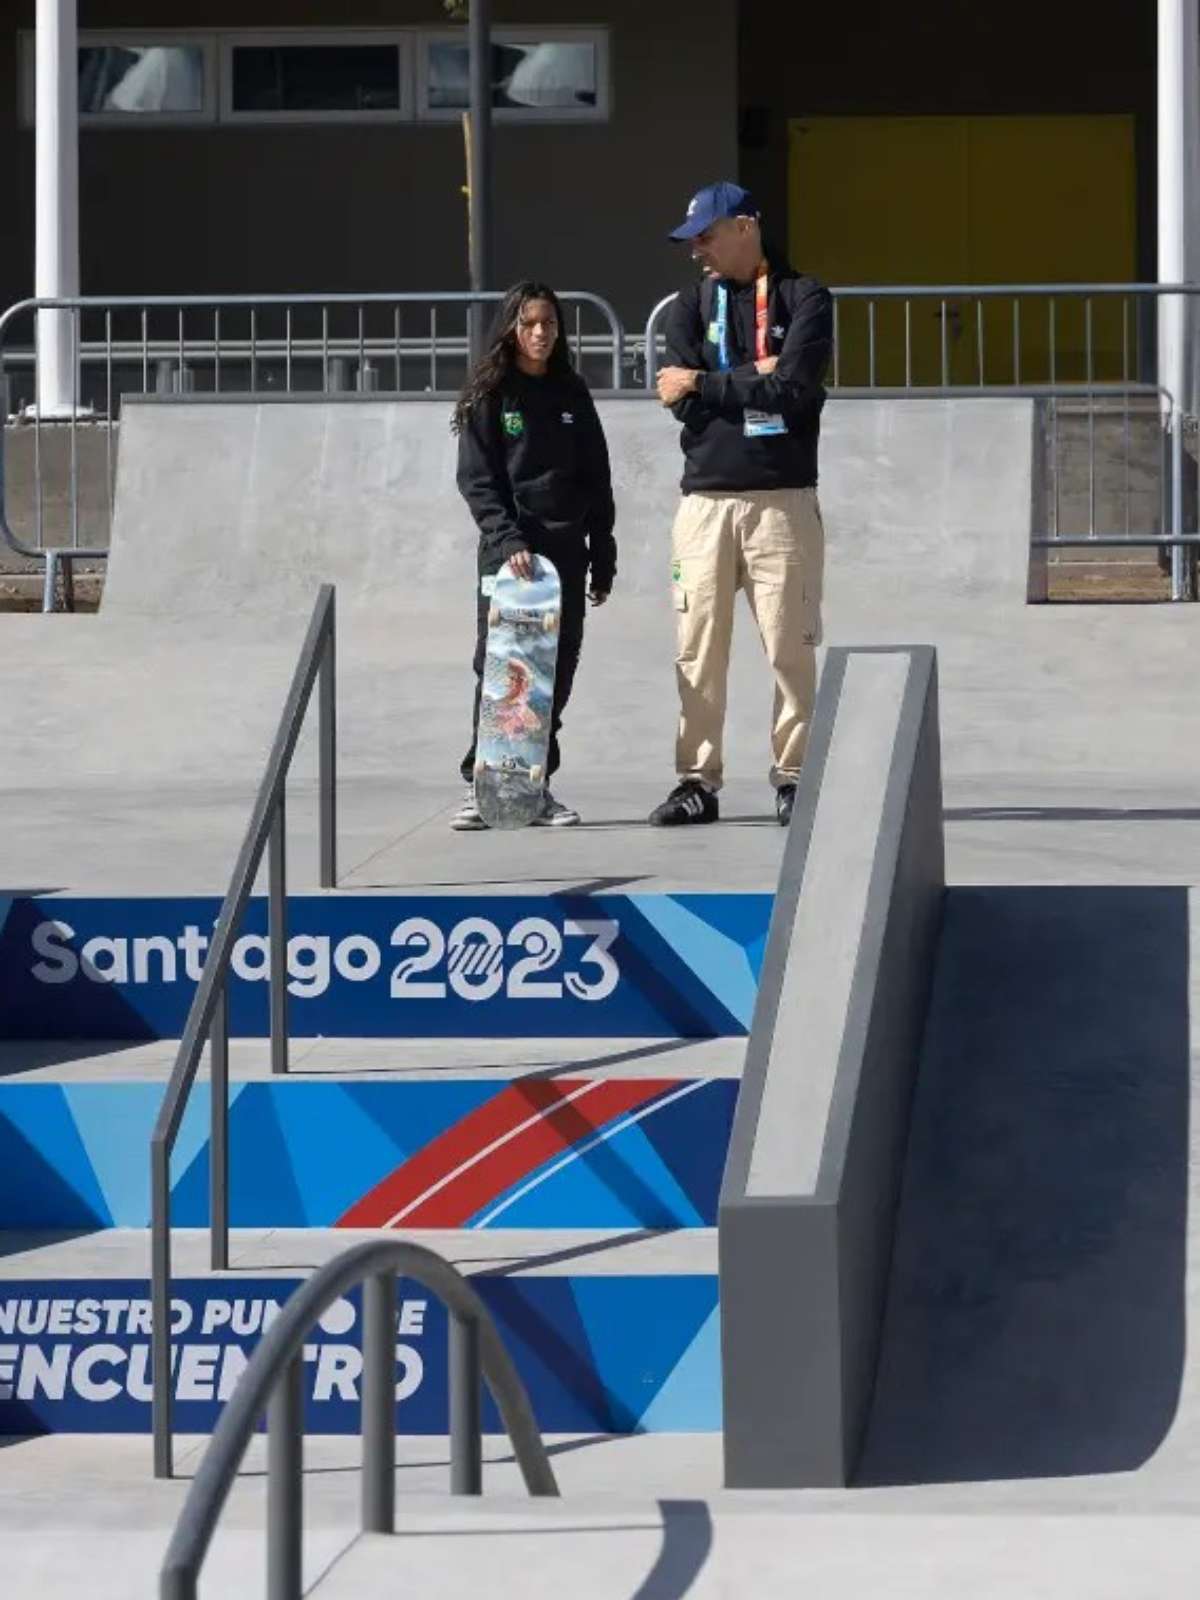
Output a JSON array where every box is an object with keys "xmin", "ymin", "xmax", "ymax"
[{"xmin": 789, "ymin": 115, "xmax": 1137, "ymax": 386}]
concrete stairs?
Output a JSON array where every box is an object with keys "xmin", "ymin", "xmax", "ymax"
[{"xmin": 0, "ymin": 895, "xmax": 754, "ymax": 1444}]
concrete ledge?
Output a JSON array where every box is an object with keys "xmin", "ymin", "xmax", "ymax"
[{"xmin": 719, "ymin": 646, "xmax": 945, "ymax": 1488}]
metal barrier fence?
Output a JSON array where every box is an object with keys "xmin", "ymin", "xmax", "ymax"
[
  {"xmin": 643, "ymin": 282, "xmax": 1179, "ymax": 390},
  {"xmin": 158, "ymin": 1237, "xmax": 559, "ymax": 1600},
  {"xmin": 152, "ymin": 583, "xmax": 337, "ymax": 1480},
  {"xmin": 4, "ymin": 282, "xmax": 1200, "ymax": 604},
  {"xmin": 0, "ymin": 289, "xmax": 625, "ymax": 601},
  {"xmin": 646, "ymin": 283, "xmax": 1200, "ymax": 599}
]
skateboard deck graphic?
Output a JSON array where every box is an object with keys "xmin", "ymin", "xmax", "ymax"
[{"xmin": 475, "ymin": 556, "xmax": 561, "ymax": 829}]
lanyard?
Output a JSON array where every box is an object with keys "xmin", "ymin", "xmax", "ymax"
[
  {"xmin": 715, "ymin": 270, "xmax": 772, "ymax": 372},
  {"xmin": 754, "ymin": 270, "xmax": 770, "ymax": 362}
]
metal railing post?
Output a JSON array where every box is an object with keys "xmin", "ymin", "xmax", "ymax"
[
  {"xmin": 449, "ymin": 1310, "xmax": 483, "ymax": 1496},
  {"xmin": 210, "ymin": 981, "xmax": 230, "ymax": 1271},
  {"xmin": 1172, "ymin": 401, "xmax": 1187, "ymax": 600},
  {"xmin": 41, "ymin": 547, "xmax": 58, "ymax": 614},
  {"xmin": 267, "ymin": 1356, "xmax": 304, "ymax": 1600},
  {"xmin": 319, "ymin": 601, "xmax": 337, "ymax": 889},
  {"xmin": 362, "ymin": 1271, "xmax": 396, "ymax": 1534},
  {"xmin": 151, "ymin": 1136, "xmax": 174, "ymax": 1480},
  {"xmin": 269, "ymin": 798, "xmax": 288, "ymax": 1075}
]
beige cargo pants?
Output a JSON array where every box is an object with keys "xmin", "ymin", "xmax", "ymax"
[{"xmin": 671, "ymin": 487, "xmax": 824, "ymax": 792}]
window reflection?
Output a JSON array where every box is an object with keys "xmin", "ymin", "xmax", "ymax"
[
  {"xmin": 79, "ymin": 46, "xmax": 205, "ymax": 114},
  {"xmin": 428, "ymin": 41, "xmax": 597, "ymax": 111}
]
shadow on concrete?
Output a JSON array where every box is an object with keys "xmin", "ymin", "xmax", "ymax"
[
  {"xmin": 858, "ymin": 885, "xmax": 1190, "ymax": 1486},
  {"xmin": 0, "ymin": 1228, "xmax": 100, "ymax": 1261},
  {"xmin": 571, "ymin": 817, "xmax": 774, "ymax": 830},
  {"xmin": 0, "ymin": 1038, "xmax": 156, "ymax": 1078},
  {"xmin": 946, "ymin": 806, "xmax": 1200, "ymax": 823},
  {"xmin": 556, "ymin": 874, "xmax": 656, "ymax": 896},
  {"xmin": 473, "ymin": 1227, "xmax": 665, "ymax": 1278},
  {"xmin": 252, "ymin": 1228, "xmax": 669, "ymax": 1279},
  {"xmin": 628, "ymin": 1501, "xmax": 714, "ymax": 1600},
  {"xmin": 518, "ymin": 1039, "xmax": 701, "ymax": 1082},
  {"xmin": 346, "ymin": 875, "xmax": 617, "ymax": 891}
]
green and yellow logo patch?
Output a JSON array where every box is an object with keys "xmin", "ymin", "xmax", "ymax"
[{"xmin": 502, "ymin": 409, "xmax": 525, "ymax": 439}]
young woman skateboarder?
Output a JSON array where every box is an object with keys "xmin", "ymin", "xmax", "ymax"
[{"xmin": 451, "ymin": 281, "xmax": 617, "ymax": 830}]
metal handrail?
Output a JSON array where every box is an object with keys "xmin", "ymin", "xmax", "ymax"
[
  {"xmin": 151, "ymin": 583, "xmax": 338, "ymax": 1480},
  {"xmin": 159, "ymin": 1238, "xmax": 559, "ymax": 1600}
]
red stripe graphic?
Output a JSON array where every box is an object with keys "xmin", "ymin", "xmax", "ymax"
[{"xmin": 336, "ymin": 1078, "xmax": 677, "ymax": 1229}]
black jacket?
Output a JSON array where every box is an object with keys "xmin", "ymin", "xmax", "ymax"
[
  {"xmin": 664, "ymin": 262, "xmax": 833, "ymax": 494},
  {"xmin": 456, "ymin": 369, "xmax": 617, "ymax": 589}
]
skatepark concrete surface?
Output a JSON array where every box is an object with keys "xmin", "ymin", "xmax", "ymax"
[
  {"xmin": 2, "ymin": 1433, "xmax": 1199, "ymax": 1600},
  {"xmin": 6, "ymin": 1430, "xmax": 1198, "ymax": 1600},
  {"xmin": 3, "ymin": 391, "xmax": 1200, "ymax": 893},
  {"xmin": 6, "ymin": 392, "xmax": 1200, "ymax": 1596}
]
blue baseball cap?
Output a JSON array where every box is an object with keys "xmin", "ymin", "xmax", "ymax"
[{"xmin": 669, "ymin": 181, "xmax": 760, "ymax": 241}]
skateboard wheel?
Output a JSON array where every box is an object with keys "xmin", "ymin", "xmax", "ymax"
[
  {"xmin": 543, "ymin": 613, "xmax": 558, "ymax": 633},
  {"xmin": 529, "ymin": 764, "xmax": 544, "ymax": 784},
  {"xmin": 488, "ymin": 607, "xmax": 500, "ymax": 627},
  {"xmin": 474, "ymin": 760, "xmax": 485, "ymax": 777}
]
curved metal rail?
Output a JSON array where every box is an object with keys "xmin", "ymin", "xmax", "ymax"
[{"xmin": 159, "ymin": 1238, "xmax": 559, "ymax": 1600}]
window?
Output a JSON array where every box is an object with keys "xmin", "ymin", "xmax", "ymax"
[
  {"xmin": 18, "ymin": 27, "xmax": 610, "ymax": 130},
  {"xmin": 20, "ymin": 32, "xmax": 217, "ymax": 125},
  {"xmin": 80, "ymin": 45, "xmax": 207, "ymax": 115},
  {"xmin": 418, "ymin": 30, "xmax": 610, "ymax": 122},
  {"xmin": 220, "ymin": 32, "xmax": 413, "ymax": 124}
]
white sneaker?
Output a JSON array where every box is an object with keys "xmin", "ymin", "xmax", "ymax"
[
  {"xmin": 532, "ymin": 790, "xmax": 580, "ymax": 827},
  {"xmin": 449, "ymin": 783, "xmax": 487, "ymax": 831}
]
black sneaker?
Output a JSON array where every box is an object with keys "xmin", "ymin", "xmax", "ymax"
[
  {"xmin": 776, "ymin": 784, "xmax": 797, "ymax": 827},
  {"xmin": 649, "ymin": 780, "xmax": 719, "ymax": 827}
]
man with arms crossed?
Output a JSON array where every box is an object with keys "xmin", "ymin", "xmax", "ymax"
[{"xmin": 650, "ymin": 182, "xmax": 833, "ymax": 828}]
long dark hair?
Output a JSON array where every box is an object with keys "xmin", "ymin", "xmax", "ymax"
[{"xmin": 451, "ymin": 281, "xmax": 573, "ymax": 433}]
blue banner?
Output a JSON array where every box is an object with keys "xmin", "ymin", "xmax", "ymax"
[
  {"xmin": 0, "ymin": 893, "xmax": 770, "ymax": 1040},
  {"xmin": 0, "ymin": 1275, "xmax": 720, "ymax": 1435}
]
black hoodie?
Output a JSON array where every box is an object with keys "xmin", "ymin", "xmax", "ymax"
[
  {"xmin": 664, "ymin": 261, "xmax": 833, "ymax": 495},
  {"xmin": 456, "ymin": 368, "xmax": 617, "ymax": 590}
]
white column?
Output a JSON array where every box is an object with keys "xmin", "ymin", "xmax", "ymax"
[
  {"xmin": 1158, "ymin": 0, "xmax": 1200, "ymax": 414},
  {"xmin": 34, "ymin": 0, "xmax": 80, "ymax": 418}
]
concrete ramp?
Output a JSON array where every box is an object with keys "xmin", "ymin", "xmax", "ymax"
[{"xmin": 860, "ymin": 882, "xmax": 1194, "ymax": 1492}]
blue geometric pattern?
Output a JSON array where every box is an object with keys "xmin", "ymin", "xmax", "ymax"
[{"xmin": 0, "ymin": 1079, "xmax": 739, "ymax": 1230}]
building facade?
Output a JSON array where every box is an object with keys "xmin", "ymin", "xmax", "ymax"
[
  {"xmin": 0, "ymin": 0, "xmax": 737, "ymax": 326},
  {"xmin": 0, "ymin": 2, "xmax": 1179, "ymax": 328}
]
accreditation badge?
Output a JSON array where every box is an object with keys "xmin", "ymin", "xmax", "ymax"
[{"xmin": 743, "ymin": 410, "xmax": 787, "ymax": 438}]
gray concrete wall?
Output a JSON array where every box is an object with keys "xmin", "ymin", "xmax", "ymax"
[
  {"xmin": 719, "ymin": 647, "xmax": 945, "ymax": 1488},
  {"xmin": 0, "ymin": 1, "xmax": 736, "ymax": 327},
  {"xmin": 101, "ymin": 392, "xmax": 1200, "ymax": 806}
]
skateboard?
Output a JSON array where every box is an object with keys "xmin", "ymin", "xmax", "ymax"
[{"xmin": 474, "ymin": 554, "xmax": 560, "ymax": 829}]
